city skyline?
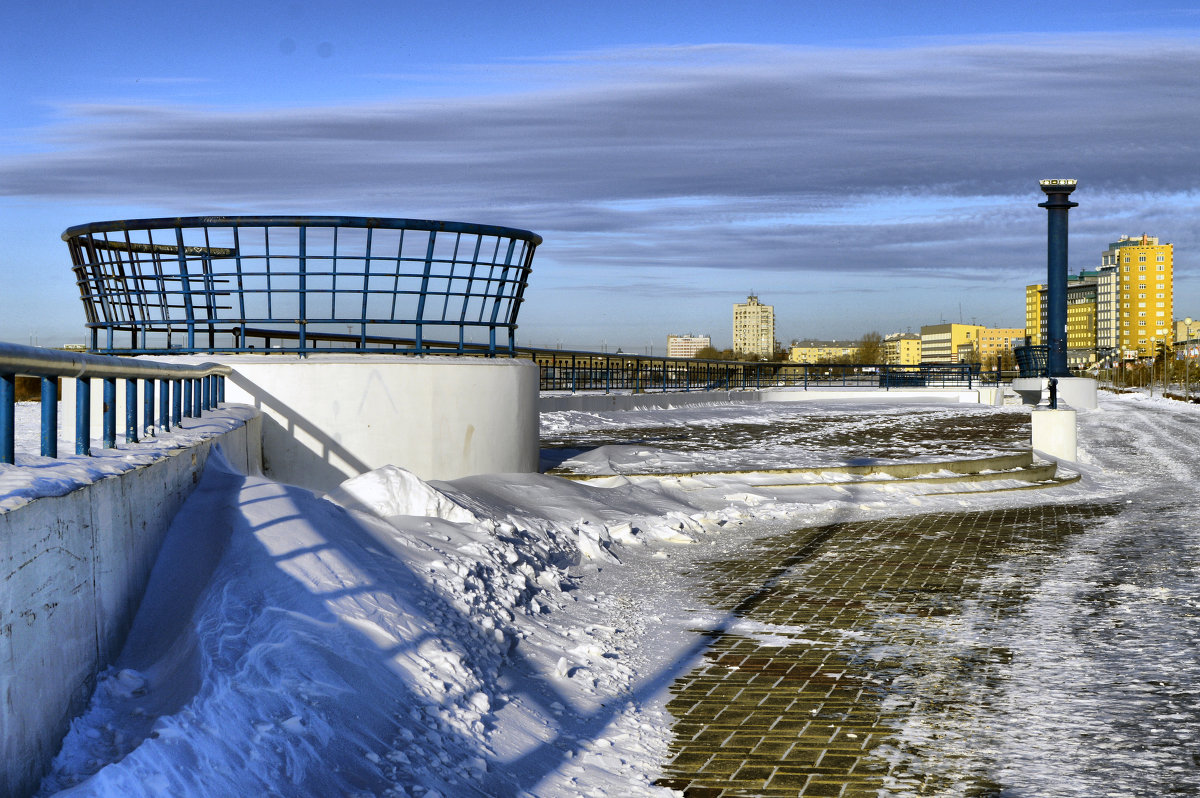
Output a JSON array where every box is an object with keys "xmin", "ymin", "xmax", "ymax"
[{"xmin": 2, "ymin": 2, "xmax": 1199, "ymax": 350}]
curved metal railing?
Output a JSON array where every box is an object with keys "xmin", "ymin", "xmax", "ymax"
[
  {"xmin": 63, "ymin": 216, "xmax": 542, "ymax": 355},
  {"xmin": 0, "ymin": 341, "xmax": 231, "ymax": 463}
]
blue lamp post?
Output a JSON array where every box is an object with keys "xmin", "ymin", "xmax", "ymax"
[{"xmin": 1038, "ymin": 179, "xmax": 1078, "ymax": 378}]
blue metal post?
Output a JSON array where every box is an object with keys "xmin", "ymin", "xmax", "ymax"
[
  {"xmin": 202, "ymin": 375, "xmax": 211, "ymax": 410},
  {"xmin": 41, "ymin": 377, "xmax": 58, "ymax": 458},
  {"xmin": 76, "ymin": 378, "xmax": 91, "ymax": 455},
  {"xmin": 144, "ymin": 379, "xmax": 154, "ymax": 437},
  {"xmin": 0, "ymin": 373, "xmax": 14, "ymax": 465},
  {"xmin": 159, "ymin": 378, "xmax": 170, "ymax": 432},
  {"xmin": 183, "ymin": 379, "xmax": 193, "ymax": 419},
  {"xmin": 126, "ymin": 378, "xmax": 138, "ymax": 443},
  {"xmin": 172, "ymin": 380, "xmax": 182, "ymax": 427},
  {"xmin": 217, "ymin": 376, "xmax": 225, "ymax": 404},
  {"xmin": 1039, "ymin": 179, "xmax": 1078, "ymax": 378},
  {"xmin": 192, "ymin": 378, "xmax": 202, "ymax": 417},
  {"xmin": 102, "ymin": 377, "xmax": 117, "ymax": 449}
]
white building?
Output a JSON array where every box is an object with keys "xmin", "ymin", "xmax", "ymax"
[
  {"xmin": 732, "ymin": 295, "xmax": 775, "ymax": 358},
  {"xmin": 667, "ymin": 334, "xmax": 711, "ymax": 358}
]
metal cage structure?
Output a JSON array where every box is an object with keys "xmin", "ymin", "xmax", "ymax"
[{"xmin": 63, "ymin": 216, "xmax": 542, "ymax": 356}]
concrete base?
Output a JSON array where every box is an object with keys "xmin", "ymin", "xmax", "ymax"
[
  {"xmin": 1032, "ymin": 408, "xmax": 1078, "ymax": 462},
  {"xmin": 220, "ymin": 355, "xmax": 539, "ymax": 492},
  {"xmin": 1010, "ymin": 377, "xmax": 1098, "ymax": 410}
]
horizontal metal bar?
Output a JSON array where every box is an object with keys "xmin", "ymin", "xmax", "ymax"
[{"xmin": 0, "ymin": 341, "xmax": 231, "ymax": 381}]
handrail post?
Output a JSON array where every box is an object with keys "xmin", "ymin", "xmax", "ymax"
[
  {"xmin": 172, "ymin": 380, "xmax": 182, "ymax": 428},
  {"xmin": 126, "ymin": 378, "xmax": 138, "ymax": 443},
  {"xmin": 217, "ymin": 375, "xmax": 225, "ymax": 404},
  {"xmin": 41, "ymin": 377, "xmax": 58, "ymax": 458},
  {"xmin": 183, "ymin": 379, "xmax": 193, "ymax": 419},
  {"xmin": 144, "ymin": 379, "xmax": 154, "ymax": 437},
  {"xmin": 102, "ymin": 377, "xmax": 117, "ymax": 449},
  {"xmin": 192, "ymin": 377, "xmax": 203, "ymax": 417},
  {"xmin": 0, "ymin": 373, "xmax": 14, "ymax": 465},
  {"xmin": 159, "ymin": 378, "xmax": 170, "ymax": 432},
  {"xmin": 76, "ymin": 378, "xmax": 91, "ymax": 456}
]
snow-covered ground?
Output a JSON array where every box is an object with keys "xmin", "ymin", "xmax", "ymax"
[{"xmin": 8, "ymin": 392, "xmax": 1198, "ymax": 796}]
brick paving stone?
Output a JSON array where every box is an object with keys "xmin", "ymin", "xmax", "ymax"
[{"xmin": 655, "ymin": 502, "xmax": 1119, "ymax": 796}]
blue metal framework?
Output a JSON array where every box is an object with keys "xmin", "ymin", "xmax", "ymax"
[
  {"xmin": 1013, "ymin": 345, "xmax": 1050, "ymax": 378},
  {"xmin": 63, "ymin": 216, "xmax": 542, "ymax": 355},
  {"xmin": 0, "ymin": 341, "xmax": 231, "ymax": 464},
  {"xmin": 526, "ymin": 350, "xmax": 980, "ymax": 393}
]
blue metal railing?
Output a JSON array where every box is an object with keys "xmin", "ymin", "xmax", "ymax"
[
  {"xmin": 63, "ymin": 216, "xmax": 541, "ymax": 356},
  {"xmin": 525, "ymin": 350, "xmax": 979, "ymax": 393},
  {"xmin": 1013, "ymin": 345, "xmax": 1050, "ymax": 378},
  {"xmin": 0, "ymin": 341, "xmax": 232, "ymax": 464}
]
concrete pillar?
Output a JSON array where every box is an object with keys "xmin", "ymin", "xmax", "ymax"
[{"xmin": 1032, "ymin": 408, "xmax": 1077, "ymax": 462}]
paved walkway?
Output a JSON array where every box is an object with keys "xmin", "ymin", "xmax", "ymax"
[{"xmin": 654, "ymin": 503, "xmax": 1119, "ymax": 797}]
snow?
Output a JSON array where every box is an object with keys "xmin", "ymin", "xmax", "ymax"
[{"xmin": 10, "ymin": 392, "xmax": 1200, "ymax": 795}]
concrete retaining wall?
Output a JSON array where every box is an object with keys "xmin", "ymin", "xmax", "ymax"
[
  {"xmin": 0, "ymin": 414, "xmax": 261, "ymax": 798},
  {"xmin": 540, "ymin": 389, "xmax": 764, "ymax": 413}
]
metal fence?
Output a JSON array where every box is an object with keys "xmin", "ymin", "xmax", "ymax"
[
  {"xmin": 1013, "ymin": 345, "xmax": 1050, "ymax": 378},
  {"xmin": 0, "ymin": 341, "xmax": 231, "ymax": 463},
  {"xmin": 64, "ymin": 216, "xmax": 541, "ymax": 356},
  {"xmin": 526, "ymin": 351, "xmax": 980, "ymax": 392}
]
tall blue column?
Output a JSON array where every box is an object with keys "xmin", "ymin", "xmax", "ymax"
[{"xmin": 1038, "ymin": 179, "xmax": 1078, "ymax": 378}]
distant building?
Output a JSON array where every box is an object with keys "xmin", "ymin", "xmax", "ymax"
[
  {"xmin": 920, "ymin": 323, "xmax": 984, "ymax": 363},
  {"xmin": 666, "ymin": 334, "xmax": 711, "ymax": 358},
  {"xmin": 978, "ymin": 327, "xmax": 1025, "ymax": 369},
  {"xmin": 1024, "ymin": 284, "xmax": 1045, "ymax": 346},
  {"xmin": 733, "ymin": 295, "xmax": 775, "ymax": 358},
  {"xmin": 1175, "ymin": 319, "xmax": 1200, "ymax": 344},
  {"xmin": 884, "ymin": 333, "xmax": 921, "ymax": 365},
  {"xmin": 788, "ymin": 340, "xmax": 859, "ymax": 363},
  {"xmin": 1104, "ymin": 234, "xmax": 1174, "ymax": 358}
]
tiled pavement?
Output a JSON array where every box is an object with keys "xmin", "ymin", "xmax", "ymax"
[{"xmin": 655, "ymin": 503, "xmax": 1120, "ymax": 797}]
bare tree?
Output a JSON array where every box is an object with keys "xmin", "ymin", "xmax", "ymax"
[{"xmin": 855, "ymin": 331, "xmax": 885, "ymax": 364}]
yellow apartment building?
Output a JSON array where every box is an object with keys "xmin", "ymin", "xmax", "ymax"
[
  {"xmin": 979, "ymin": 327, "xmax": 1025, "ymax": 369},
  {"xmin": 1104, "ymin": 234, "xmax": 1173, "ymax": 357},
  {"xmin": 1025, "ymin": 284, "xmax": 1045, "ymax": 346},
  {"xmin": 884, "ymin": 333, "xmax": 921, "ymax": 365}
]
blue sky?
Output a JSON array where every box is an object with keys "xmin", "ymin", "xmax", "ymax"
[{"xmin": 3, "ymin": 1, "xmax": 1199, "ymax": 351}]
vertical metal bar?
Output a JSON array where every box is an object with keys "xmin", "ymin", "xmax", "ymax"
[
  {"xmin": 41, "ymin": 377, "xmax": 58, "ymax": 458},
  {"xmin": 175, "ymin": 227, "xmax": 196, "ymax": 351},
  {"xmin": 183, "ymin": 379, "xmax": 193, "ymax": 419},
  {"xmin": 218, "ymin": 375, "xmax": 225, "ymax": 404},
  {"xmin": 76, "ymin": 378, "xmax": 91, "ymax": 455},
  {"xmin": 126, "ymin": 378, "xmax": 138, "ymax": 443},
  {"xmin": 415, "ymin": 230, "xmax": 437, "ymax": 353},
  {"xmin": 298, "ymin": 225, "xmax": 307, "ymax": 354},
  {"xmin": 202, "ymin": 375, "xmax": 212, "ymax": 410},
  {"xmin": 102, "ymin": 377, "xmax": 117, "ymax": 449},
  {"xmin": 193, "ymin": 378, "xmax": 202, "ymax": 417},
  {"xmin": 159, "ymin": 378, "xmax": 170, "ymax": 432},
  {"xmin": 172, "ymin": 380, "xmax": 182, "ymax": 427},
  {"xmin": 0, "ymin": 373, "xmax": 14, "ymax": 465},
  {"xmin": 144, "ymin": 379, "xmax": 154, "ymax": 436}
]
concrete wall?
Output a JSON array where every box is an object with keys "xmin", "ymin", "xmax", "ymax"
[
  {"xmin": 221, "ymin": 355, "xmax": 540, "ymax": 493},
  {"xmin": 0, "ymin": 414, "xmax": 261, "ymax": 798}
]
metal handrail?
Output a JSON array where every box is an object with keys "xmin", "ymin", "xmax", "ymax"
[
  {"xmin": 63, "ymin": 215, "xmax": 541, "ymax": 356},
  {"xmin": 524, "ymin": 350, "xmax": 980, "ymax": 393},
  {"xmin": 0, "ymin": 341, "xmax": 232, "ymax": 464}
]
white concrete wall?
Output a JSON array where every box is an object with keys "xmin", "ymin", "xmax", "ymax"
[
  {"xmin": 761, "ymin": 388, "xmax": 983, "ymax": 404},
  {"xmin": 219, "ymin": 355, "xmax": 539, "ymax": 493},
  {"xmin": 0, "ymin": 414, "xmax": 261, "ymax": 798}
]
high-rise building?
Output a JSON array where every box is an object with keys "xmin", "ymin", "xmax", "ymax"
[
  {"xmin": 1103, "ymin": 234, "xmax": 1174, "ymax": 357},
  {"xmin": 666, "ymin": 334, "xmax": 711, "ymax": 358},
  {"xmin": 733, "ymin": 295, "xmax": 775, "ymax": 358}
]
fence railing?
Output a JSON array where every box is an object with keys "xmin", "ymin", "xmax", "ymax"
[
  {"xmin": 63, "ymin": 216, "xmax": 541, "ymax": 356},
  {"xmin": 1013, "ymin": 345, "xmax": 1050, "ymax": 378},
  {"xmin": 524, "ymin": 350, "xmax": 980, "ymax": 393},
  {"xmin": 0, "ymin": 341, "xmax": 232, "ymax": 464}
]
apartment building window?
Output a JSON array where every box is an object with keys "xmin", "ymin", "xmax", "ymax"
[
  {"xmin": 1158, "ymin": 255, "xmax": 1165, "ymax": 261},
  {"xmin": 1139, "ymin": 265, "xmax": 1146, "ymax": 272},
  {"xmin": 1157, "ymin": 264, "xmax": 1166, "ymax": 271},
  {"xmin": 1124, "ymin": 257, "xmax": 1131, "ymax": 263},
  {"xmin": 1139, "ymin": 284, "xmax": 1146, "ymax": 289},
  {"xmin": 1139, "ymin": 255, "xmax": 1147, "ymax": 262},
  {"xmin": 1139, "ymin": 321, "xmax": 1146, "ymax": 326}
]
